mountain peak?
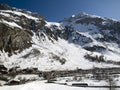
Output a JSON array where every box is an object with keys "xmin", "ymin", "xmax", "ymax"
[
  {"xmin": 71, "ymin": 12, "xmax": 88, "ymax": 18},
  {"xmin": 61, "ymin": 12, "xmax": 105, "ymax": 23},
  {"xmin": 73, "ymin": 12, "xmax": 104, "ymax": 19},
  {"xmin": 0, "ymin": 4, "xmax": 120, "ymax": 71},
  {"xmin": 78, "ymin": 12, "xmax": 88, "ymax": 16}
]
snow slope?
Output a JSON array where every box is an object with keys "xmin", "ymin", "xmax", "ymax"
[
  {"xmin": 2, "ymin": 33, "xmax": 119, "ymax": 71},
  {"xmin": 0, "ymin": 19, "xmax": 22, "ymax": 29},
  {"xmin": 0, "ymin": 5, "xmax": 120, "ymax": 71}
]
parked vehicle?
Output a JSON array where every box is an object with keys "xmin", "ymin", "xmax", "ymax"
[{"xmin": 72, "ymin": 83, "xmax": 88, "ymax": 87}]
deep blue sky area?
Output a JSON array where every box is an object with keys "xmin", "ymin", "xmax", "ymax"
[{"xmin": 0, "ymin": 0, "xmax": 120, "ymax": 21}]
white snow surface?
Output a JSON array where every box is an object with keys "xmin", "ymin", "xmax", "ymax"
[
  {"xmin": 0, "ymin": 19, "xmax": 22, "ymax": 29},
  {"xmin": 0, "ymin": 10, "xmax": 39, "ymax": 21},
  {"xmin": 0, "ymin": 81, "xmax": 108, "ymax": 90},
  {"xmin": 0, "ymin": 12, "xmax": 10, "ymax": 17},
  {"xmin": 45, "ymin": 21, "xmax": 63, "ymax": 30},
  {"xmin": 1, "ymin": 33, "xmax": 119, "ymax": 71}
]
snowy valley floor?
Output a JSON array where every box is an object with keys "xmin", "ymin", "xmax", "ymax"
[
  {"xmin": 0, "ymin": 81, "xmax": 109, "ymax": 90},
  {"xmin": 1, "ymin": 72, "xmax": 120, "ymax": 90}
]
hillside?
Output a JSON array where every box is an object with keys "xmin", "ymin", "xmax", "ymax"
[{"xmin": 0, "ymin": 4, "xmax": 120, "ymax": 72}]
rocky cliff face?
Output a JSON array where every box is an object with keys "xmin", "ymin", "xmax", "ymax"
[
  {"xmin": 0, "ymin": 4, "xmax": 120, "ymax": 71},
  {"xmin": 0, "ymin": 4, "xmax": 46, "ymax": 55}
]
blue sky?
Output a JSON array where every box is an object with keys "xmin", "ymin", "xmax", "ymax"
[{"xmin": 0, "ymin": 0, "xmax": 120, "ymax": 21}]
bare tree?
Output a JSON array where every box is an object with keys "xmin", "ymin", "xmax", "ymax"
[{"xmin": 108, "ymin": 75, "xmax": 116, "ymax": 90}]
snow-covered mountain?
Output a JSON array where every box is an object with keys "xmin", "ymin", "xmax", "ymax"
[{"xmin": 0, "ymin": 4, "xmax": 120, "ymax": 71}]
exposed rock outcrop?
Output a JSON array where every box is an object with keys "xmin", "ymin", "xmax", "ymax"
[{"xmin": 0, "ymin": 4, "xmax": 46, "ymax": 55}]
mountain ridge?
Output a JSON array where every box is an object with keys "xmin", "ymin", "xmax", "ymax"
[{"xmin": 0, "ymin": 4, "xmax": 120, "ymax": 71}]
